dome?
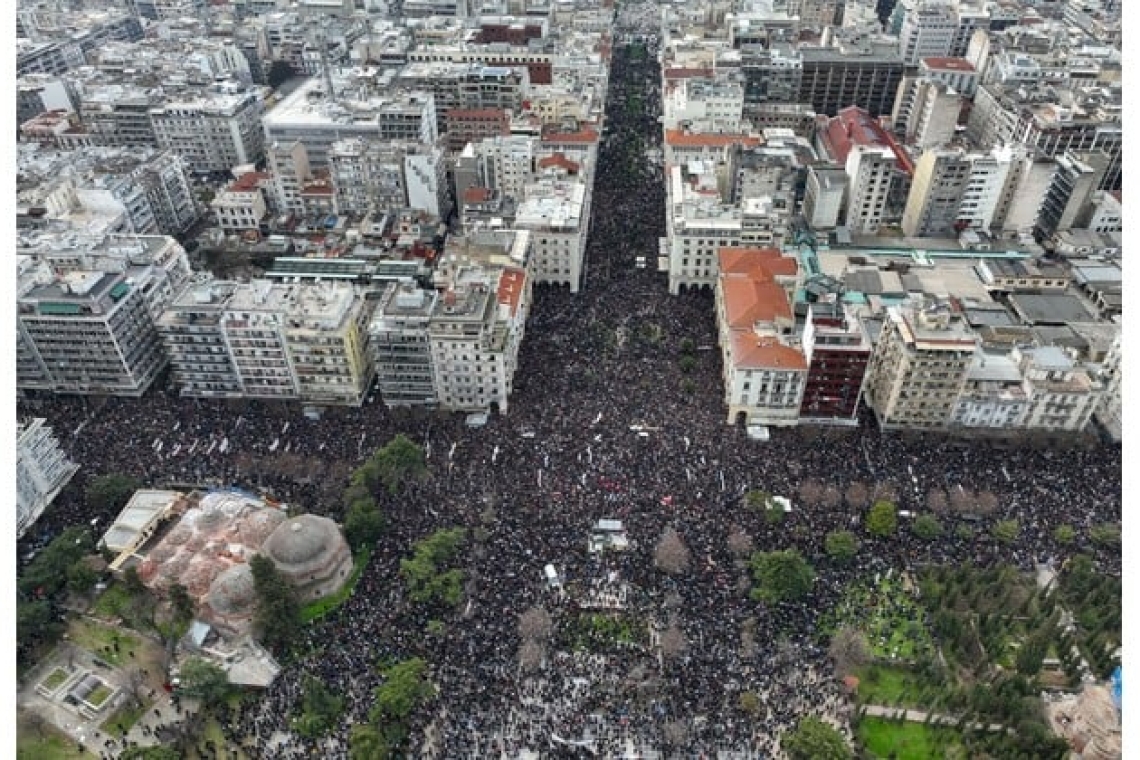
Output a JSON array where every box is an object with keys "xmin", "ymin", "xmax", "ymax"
[
  {"xmin": 207, "ymin": 563, "xmax": 256, "ymax": 616},
  {"xmin": 262, "ymin": 514, "xmax": 342, "ymax": 567}
]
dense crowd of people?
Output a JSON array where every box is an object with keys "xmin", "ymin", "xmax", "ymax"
[{"xmin": 18, "ymin": 4, "xmax": 1121, "ymax": 756}]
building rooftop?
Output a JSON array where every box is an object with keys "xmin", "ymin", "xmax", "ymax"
[{"xmin": 1008, "ymin": 293, "xmax": 1097, "ymax": 325}]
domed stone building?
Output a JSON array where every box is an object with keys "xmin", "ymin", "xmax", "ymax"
[
  {"xmin": 202, "ymin": 563, "xmax": 258, "ymax": 637},
  {"xmin": 260, "ymin": 514, "xmax": 353, "ymax": 602}
]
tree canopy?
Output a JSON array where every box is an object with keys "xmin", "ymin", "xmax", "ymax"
[
  {"xmin": 782, "ymin": 716, "xmax": 852, "ymax": 760},
  {"xmin": 865, "ymin": 501, "xmax": 898, "ymax": 538},
  {"xmin": 85, "ymin": 473, "xmax": 142, "ymax": 513},
  {"xmin": 750, "ymin": 549, "xmax": 815, "ymax": 604},
  {"xmin": 912, "ymin": 514, "xmax": 942, "ymax": 541},
  {"xmin": 20, "ymin": 526, "xmax": 95, "ymax": 598},
  {"xmin": 824, "ymin": 530, "xmax": 859, "ymax": 563},
  {"xmin": 177, "ymin": 657, "xmax": 234, "ymax": 705},
  {"xmin": 400, "ymin": 528, "xmax": 466, "ymax": 607},
  {"xmin": 267, "ymin": 60, "xmax": 294, "ymax": 89},
  {"xmin": 366, "ymin": 434, "xmax": 429, "ymax": 495},
  {"xmin": 293, "ymin": 674, "xmax": 345, "ymax": 738},
  {"xmin": 344, "ymin": 496, "xmax": 384, "ymax": 550},
  {"xmin": 371, "ymin": 658, "xmax": 435, "ymax": 724},
  {"xmin": 250, "ymin": 554, "xmax": 302, "ymax": 654}
]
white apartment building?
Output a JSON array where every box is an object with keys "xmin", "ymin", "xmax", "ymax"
[
  {"xmin": 863, "ymin": 302, "xmax": 978, "ymax": 431},
  {"xmin": 157, "ymin": 280, "xmax": 375, "ymax": 405},
  {"xmin": 666, "ymin": 161, "xmax": 741, "ymax": 295},
  {"xmin": 480, "ymin": 134, "xmax": 538, "ymax": 202},
  {"xmin": 515, "ymin": 179, "xmax": 588, "ymax": 292},
  {"xmin": 803, "ymin": 166, "xmax": 847, "ymax": 229},
  {"xmin": 404, "ymin": 144, "xmax": 450, "ymax": 220},
  {"xmin": 328, "ymin": 138, "xmax": 407, "ymax": 214},
  {"xmin": 149, "ymin": 87, "xmax": 265, "ymax": 174},
  {"xmin": 427, "ymin": 266, "xmax": 532, "ymax": 414},
  {"xmin": 715, "ymin": 249, "xmax": 807, "ymax": 427},
  {"xmin": 844, "ymin": 146, "xmax": 897, "ymax": 234},
  {"xmin": 1016, "ymin": 345, "xmax": 1102, "ymax": 433},
  {"xmin": 956, "ymin": 146, "xmax": 1016, "ymax": 231},
  {"xmin": 262, "ymin": 76, "xmax": 438, "ymax": 168},
  {"xmin": 892, "ymin": 77, "xmax": 962, "ymax": 149},
  {"xmin": 17, "ymin": 418, "xmax": 79, "ymax": 539},
  {"xmin": 211, "ymin": 171, "xmax": 271, "ymax": 231},
  {"xmin": 949, "ymin": 353, "xmax": 1030, "ymax": 429},
  {"xmin": 898, "ymin": 3, "xmax": 958, "ymax": 66},
  {"xmin": 664, "ymin": 77, "xmax": 745, "ymax": 134},
  {"xmin": 17, "ymin": 234, "xmax": 191, "ymax": 396}
]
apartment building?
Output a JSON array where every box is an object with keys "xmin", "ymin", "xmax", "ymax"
[
  {"xmin": 898, "ymin": 2, "xmax": 958, "ymax": 66},
  {"xmin": 799, "ymin": 298, "xmax": 872, "ymax": 425},
  {"xmin": 715, "ymin": 249, "xmax": 807, "ymax": 427},
  {"xmin": 798, "ymin": 45, "xmax": 905, "ymax": 117},
  {"xmin": 863, "ymin": 301, "xmax": 978, "ymax": 431},
  {"xmin": 514, "ymin": 179, "xmax": 588, "ymax": 292},
  {"xmin": 892, "ymin": 78, "xmax": 962, "ymax": 149},
  {"xmin": 803, "ymin": 166, "xmax": 847, "ymax": 230},
  {"xmin": 817, "ymin": 107, "xmax": 912, "ymax": 233},
  {"xmin": 967, "ymin": 83, "xmax": 1121, "ymax": 191},
  {"xmin": 149, "ymin": 87, "xmax": 265, "ymax": 174},
  {"xmin": 369, "ymin": 283, "xmax": 439, "ymax": 407},
  {"xmin": 1016, "ymin": 345, "xmax": 1101, "ymax": 432},
  {"xmin": 262, "ymin": 76, "xmax": 438, "ymax": 168},
  {"xmin": 211, "ymin": 171, "xmax": 272, "ymax": 232},
  {"xmin": 17, "ymin": 418, "xmax": 80, "ymax": 539},
  {"xmin": 901, "ymin": 149, "xmax": 972, "ymax": 237},
  {"xmin": 328, "ymin": 138, "xmax": 408, "ymax": 215},
  {"xmin": 427, "ymin": 268, "xmax": 531, "ymax": 414},
  {"xmin": 157, "ymin": 280, "xmax": 375, "ymax": 405},
  {"xmin": 19, "ymin": 266, "xmax": 172, "ymax": 396}
]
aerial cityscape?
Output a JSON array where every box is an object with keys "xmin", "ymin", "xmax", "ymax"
[{"xmin": 14, "ymin": 0, "xmax": 1122, "ymax": 758}]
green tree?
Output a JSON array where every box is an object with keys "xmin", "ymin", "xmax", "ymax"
[
  {"xmin": 912, "ymin": 514, "xmax": 942, "ymax": 541},
  {"xmin": 824, "ymin": 531, "xmax": 859, "ymax": 563},
  {"xmin": 750, "ymin": 549, "xmax": 815, "ymax": 604},
  {"xmin": 267, "ymin": 60, "xmax": 295, "ymax": 89},
  {"xmin": 992, "ymin": 519, "xmax": 1020, "ymax": 544},
  {"xmin": 121, "ymin": 747, "xmax": 182, "ymax": 760},
  {"xmin": 168, "ymin": 582, "xmax": 196, "ymax": 627},
  {"xmin": 85, "ymin": 473, "xmax": 141, "ymax": 513},
  {"xmin": 178, "ymin": 657, "xmax": 233, "ymax": 705},
  {"xmin": 400, "ymin": 528, "xmax": 466, "ymax": 607},
  {"xmin": 293, "ymin": 674, "xmax": 345, "ymax": 738},
  {"xmin": 782, "ymin": 716, "xmax": 852, "ymax": 760},
  {"xmin": 865, "ymin": 501, "xmax": 898, "ymax": 538},
  {"xmin": 1089, "ymin": 523, "xmax": 1121, "ymax": 547},
  {"xmin": 679, "ymin": 355, "xmax": 696, "ymax": 373},
  {"xmin": 19, "ymin": 526, "xmax": 94, "ymax": 597},
  {"xmin": 66, "ymin": 559, "xmax": 99, "ymax": 594},
  {"xmin": 1016, "ymin": 631, "xmax": 1049, "ymax": 677},
  {"xmin": 371, "ymin": 658, "xmax": 435, "ymax": 724},
  {"xmin": 371, "ymin": 435, "xmax": 428, "ymax": 495},
  {"xmin": 17, "ymin": 598, "xmax": 63, "ymax": 666},
  {"xmin": 349, "ymin": 724, "xmax": 388, "ymax": 760},
  {"xmin": 1053, "ymin": 524, "xmax": 1076, "ymax": 545},
  {"xmin": 344, "ymin": 497, "xmax": 384, "ymax": 550},
  {"xmin": 250, "ymin": 554, "xmax": 301, "ymax": 654}
]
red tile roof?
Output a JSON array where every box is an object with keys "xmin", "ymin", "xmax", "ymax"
[
  {"xmin": 665, "ymin": 130, "xmax": 763, "ymax": 148},
  {"xmin": 922, "ymin": 57, "xmax": 976, "ymax": 72},
  {"xmin": 229, "ymin": 171, "xmax": 269, "ymax": 192},
  {"xmin": 718, "ymin": 247, "xmax": 798, "ymax": 279},
  {"xmin": 729, "ymin": 332, "xmax": 808, "ymax": 371},
  {"xmin": 541, "ymin": 126, "xmax": 600, "ymax": 144},
  {"xmin": 719, "ymin": 250, "xmax": 806, "ymax": 371},
  {"xmin": 820, "ymin": 106, "xmax": 913, "ymax": 175},
  {"xmin": 462, "ymin": 186, "xmax": 493, "ymax": 204},
  {"xmin": 497, "ymin": 267, "xmax": 526, "ymax": 316},
  {"xmin": 538, "ymin": 152, "xmax": 580, "ymax": 173}
]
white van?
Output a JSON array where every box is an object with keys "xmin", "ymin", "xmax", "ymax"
[{"xmin": 544, "ymin": 564, "xmax": 562, "ymax": 589}]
